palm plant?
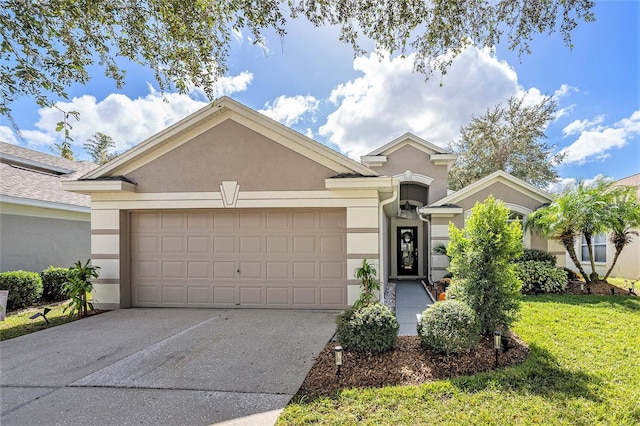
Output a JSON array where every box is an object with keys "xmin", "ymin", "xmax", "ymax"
[
  {"xmin": 603, "ymin": 186, "xmax": 640, "ymax": 281},
  {"xmin": 525, "ymin": 189, "xmax": 588, "ymax": 282}
]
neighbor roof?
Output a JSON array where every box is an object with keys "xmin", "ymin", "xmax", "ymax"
[{"xmin": 0, "ymin": 141, "xmax": 97, "ymax": 209}]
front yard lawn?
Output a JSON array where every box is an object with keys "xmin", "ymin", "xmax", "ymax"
[
  {"xmin": 0, "ymin": 301, "xmax": 74, "ymax": 341},
  {"xmin": 278, "ymin": 295, "xmax": 640, "ymax": 425}
]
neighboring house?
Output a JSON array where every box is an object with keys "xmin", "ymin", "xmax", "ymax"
[
  {"xmin": 575, "ymin": 173, "xmax": 640, "ymax": 280},
  {"xmin": 63, "ymin": 97, "xmax": 561, "ymax": 310},
  {"xmin": 0, "ymin": 141, "xmax": 97, "ymax": 272}
]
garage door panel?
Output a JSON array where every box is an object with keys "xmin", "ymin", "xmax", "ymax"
[
  {"xmin": 238, "ymin": 261, "xmax": 261, "ymax": 279},
  {"xmin": 266, "ymin": 236, "xmax": 288, "ymax": 253},
  {"xmin": 161, "ymin": 286, "xmax": 184, "ymax": 304},
  {"xmin": 162, "ymin": 236, "xmax": 184, "ymax": 253},
  {"xmin": 133, "ymin": 236, "xmax": 160, "ymax": 254},
  {"xmin": 320, "ymin": 235, "xmax": 345, "ymax": 254},
  {"xmin": 187, "ymin": 236, "xmax": 210, "ymax": 254},
  {"xmin": 293, "ymin": 287, "xmax": 317, "ymax": 305},
  {"xmin": 162, "ymin": 261, "xmax": 184, "ymax": 278},
  {"xmin": 213, "ymin": 261, "xmax": 236, "ymax": 278},
  {"xmin": 212, "ymin": 286, "xmax": 236, "ymax": 304},
  {"xmin": 213, "ymin": 236, "xmax": 236, "ymax": 253},
  {"xmin": 239, "ymin": 286, "xmax": 263, "ymax": 305},
  {"xmin": 187, "ymin": 286, "xmax": 210, "ymax": 304},
  {"xmin": 266, "ymin": 287, "xmax": 289, "ymax": 305},
  {"xmin": 293, "ymin": 261, "xmax": 315, "ymax": 279},
  {"xmin": 320, "ymin": 287, "xmax": 345, "ymax": 305},
  {"xmin": 293, "ymin": 236, "xmax": 316, "ymax": 253},
  {"xmin": 131, "ymin": 209, "xmax": 347, "ymax": 309},
  {"xmin": 133, "ymin": 261, "xmax": 160, "ymax": 279},
  {"xmin": 239, "ymin": 236, "xmax": 262, "ymax": 253},
  {"xmin": 187, "ymin": 261, "xmax": 211, "ymax": 279},
  {"xmin": 320, "ymin": 261, "xmax": 344, "ymax": 279},
  {"xmin": 136, "ymin": 285, "xmax": 160, "ymax": 303}
]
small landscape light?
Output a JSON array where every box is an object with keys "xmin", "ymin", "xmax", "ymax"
[
  {"xmin": 629, "ymin": 280, "xmax": 637, "ymax": 296},
  {"xmin": 29, "ymin": 307, "xmax": 51, "ymax": 325},
  {"xmin": 580, "ymin": 283, "xmax": 584, "ymax": 293},
  {"xmin": 493, "ymin": 331, "xmax": 501, "ymax": 368},
  {"xmin": 335, "ymin": 345, "xmax": 343, "ymax": 378}
]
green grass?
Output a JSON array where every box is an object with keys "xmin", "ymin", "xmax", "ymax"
[
  {"xmin": 278, "ymin": 295, "xmax": 640, "ymax": 425},
  {"xmin": 0, "ymin": 301, "xmax": 74, "ymax": 341}
]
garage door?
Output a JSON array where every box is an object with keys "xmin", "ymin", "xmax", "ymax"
[{"xmin": 130, "ymin": 209, "xmax": 347, "ymax": 309}]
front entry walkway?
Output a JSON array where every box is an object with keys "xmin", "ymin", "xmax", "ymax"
[{"xmin": 395, "ymin": 280, "xmax": 433, "ymax": 335}]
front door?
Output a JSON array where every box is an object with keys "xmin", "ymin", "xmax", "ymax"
[{"xmin": 397, "ymin": 227, "xmax": 418, "ymax": 276}]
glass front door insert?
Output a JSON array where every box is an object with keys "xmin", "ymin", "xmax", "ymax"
[{"xmin": 397, "ymin": 226, "xmax": 418, "ymax": 276}]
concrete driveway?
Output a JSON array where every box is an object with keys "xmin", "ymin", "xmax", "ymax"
[{"xmin": 0, "ymin": 308, "xmax": 338, "ymax": 426}]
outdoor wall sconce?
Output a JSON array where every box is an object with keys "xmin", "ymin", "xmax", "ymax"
[
  {"xmin": 494, "ymin": 331, "xmax": 501, "ymax": 368},
  {"xmin": 335, "ymin": 345, "xmax": 343, "ymax": 378},
  {"xmin": 29, "ymin": 308, "xmax": 51, "ymax": 324}
]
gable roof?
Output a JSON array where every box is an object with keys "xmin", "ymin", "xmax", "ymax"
[
  {"xmin": 81, "ymin": 97, "xmax": 378, "ymax": 180},
  {"xmin": 430, "ymin": 170, "xmax": 553, "ymax": 206},
  {"xmin": 365, "ymin": 133, "xmax": 452, "ymax": 157},
  {"xmin": 0, "ymin": 141, "xmax": 97, "ymax": 209}
]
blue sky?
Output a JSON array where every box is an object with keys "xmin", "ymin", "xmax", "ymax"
[{"xmin": 1, "ymin": 1, "xmax": 638, "ymax": 190}]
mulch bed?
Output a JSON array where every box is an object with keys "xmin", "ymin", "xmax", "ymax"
[
  {"xmin": 296, "ymin": 332, "xmax": 529, "ymax": 399},
  {"xmin": 564, "ymin": 280, "xmax": 636, "ymax": 295}
]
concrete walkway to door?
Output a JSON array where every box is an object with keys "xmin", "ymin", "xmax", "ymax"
[
  {"xmin": 395, "ymin": 281, "xmax": 433, "ymax": 335},
  {"xmin": 0, "ymin": 308, "xmax": 338, "ymax": 426}
]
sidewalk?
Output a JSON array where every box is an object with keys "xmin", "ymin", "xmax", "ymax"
[{"xmin": 395, "ymin": 280, "xmax": 433, "ymax": 336}]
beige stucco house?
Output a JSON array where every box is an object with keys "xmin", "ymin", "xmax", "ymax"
[
  {"xmin": 0, "ymin": 142, "xmax": 97, "ymax": 272},
  {"xmin": 63, "ymin": 97, "xmax": 562, "ymax": 310}
]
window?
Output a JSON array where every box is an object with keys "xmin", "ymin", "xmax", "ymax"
[
  {"xmin": 581, "ymin": 234, "xmax": 606, "ymax": 263},
  {"xmin": 508, "ymin": 211, "xmax": 524, "ymax": 226}
]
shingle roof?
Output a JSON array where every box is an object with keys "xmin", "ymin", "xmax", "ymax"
[{"xmin": 0, "ymin": 141, "xmax": 98, "ymax": 208}]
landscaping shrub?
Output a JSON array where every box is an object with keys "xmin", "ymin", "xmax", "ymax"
[
  {"xmin": 518, "ymin": 261, "xmax": 568, "ymax": 293},
  {"xmin": 417, "ymin": 300, "xmax": 480, "ymax": 354},
  {"xmin": 515, "ymin": 261, "xmax": 568, "ymax": 294},
  {"xmin": 336, "ymin": 303, "xmax": 399, "ymax": 354},
  {"xmin": 0, "ymin": 271, "xmax": 43, "ymax": 310},
  {"xmin": 40, "ymin": 266, "xmax": 70, "ymax": 302},
  {"xmin": 519, "ymin": 248, "xmax": 557, "ymax": 266},
  {"xmin": 448, "ymin": 196, "xmax": 523, "ymax": 334}
]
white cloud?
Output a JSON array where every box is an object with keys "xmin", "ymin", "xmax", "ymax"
[
  {"xmin": 259, "ymin": 95, "xmax": 319, "ymax": 126},
  {"xmin": 547, "ymin": 173, "xmax": 609, "ymax": 193},
  {"xmin": 318, "ymin": 47, "xmax": 538, "ymax": 159},
  {"xmin": 559, "ymin": 111, "xmax": 640, "ymax": 164},
  {"xmin": 562, "ymin": 115, "xmax": 604, "ymax": 137},
  {"xmin": 7, "ymin": 72, "xmax": 253, "ymax": 158},
  {"xmin": 0, "ymin": 126, "xmax": 18, "ymax": 144}
]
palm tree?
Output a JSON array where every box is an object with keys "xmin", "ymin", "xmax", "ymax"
[
  {"xmin": 603, "ymin": 186, "xmax": 640, "ymax": 281},
  {"xmin": 574, "ymin": 179, "xmax": 615, "ymax": 283},
  {"xmin": 526, "ymin": 190, "xmax": 589, "ymax": 281}
]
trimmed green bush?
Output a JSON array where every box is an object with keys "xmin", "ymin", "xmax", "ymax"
[
  {"xmin": 0, "ymin": 271, "xmax": 43, "ymax": 310},
  {"xmin": 417, "ymin": 300, "xmax": 480, "ymax": 354},
  {"xmin": 336, "ymin": 303, "xmax": 399, "ymax": 354},
  {"xmin": 40, "ymin": 266, "xmax": 70, "ymax": 302},
  {"xmin": 519, "ymin": 248, "xmax": 557, "ymax": 266},
  {"xmin": 515, "ymin": 261, "xmax": 568, "ymax": 294}
]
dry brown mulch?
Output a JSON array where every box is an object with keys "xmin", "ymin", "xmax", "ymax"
[
  {"xmin": 564, "ymin": 280, "xmax": 635, "ymax": 295},
  {"xmin": 297, "ymin": 333, "xmax": 529, "ymax": 398}
]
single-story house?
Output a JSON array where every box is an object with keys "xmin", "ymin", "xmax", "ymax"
[
  {"xmin": 63, "ymin": 97, "xmax": 563, "ymax": 310},
  {"xmin": 575, "ymin": 173, "xmax": 640, "ymax": 280},
  {"xmin": 0, "ymin": 141, "xmax": 97, "ymax": 272}
]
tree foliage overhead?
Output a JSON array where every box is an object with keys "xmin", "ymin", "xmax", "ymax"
[
  {"xmin": 84, "ymin": 132, "xmax": 118, "ymax": 165},
  {"xmin": 448, "ymin": 95, "xmax": 564, "ymax": 191},
  {"xmin": 1, "ymin": 0, "xmax": 595, "ymax": 118}
]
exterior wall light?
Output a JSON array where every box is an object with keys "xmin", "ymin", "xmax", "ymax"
[
  {"xmin": 335, "ymin": 345, "xmax": 343, "ymax": 378},
  {"xmin": 494, "ymin": 331, "xmax": 501, "ymax": 368}
]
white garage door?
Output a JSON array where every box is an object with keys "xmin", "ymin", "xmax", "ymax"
[{"xmin": 130, "ymin": 209, "xmax": 347, "ymax": 309}]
